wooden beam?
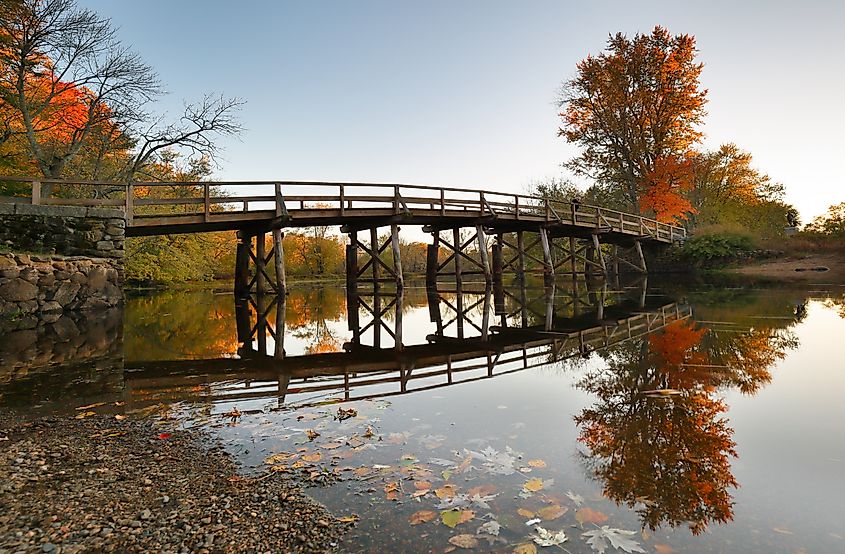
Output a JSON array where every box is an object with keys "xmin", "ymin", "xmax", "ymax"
[{"xmin": 272, "ymin": 228, "xmax": 286, "ymax": 294}]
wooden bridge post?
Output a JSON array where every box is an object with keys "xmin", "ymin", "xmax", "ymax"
[
  {"xmin": 391, "ymin": 223, "xmax": 404, "ymax": 290},
  {"xmin": 234, "ymin": 231, "xmax": 251, "ymax": 298},
  {"xmin": 635, "ymin": 240, "xmax": 647, "ymax": 273},
  {"xmin": 516, "ymin": 231, "xmax": 526, "ymax": 281},
  {"xmin": 256, "ymin": 233, "xmax": 267, "ymax": 295},
  {"xmin": 274, "ymin": 296, "xmax": 286, "ymax": 359},
  {"xmin": 272, "ymin": 228, "xmax": 286, "ymax": 294},
  {"xmin": 256, "ymin": 294, "xmax": 269, "ymax": 355},
  {"xmin": 476, "ymin": 225, "xmax": 491, "ymax": 284},
  {"xmin": 370, "ymin": 227, "xmax": 381, "ymax": 293},
  {"xmin": 426, "ymin": 231, "xmax": 439, "ymax": 288},
  {"xmin": 346, "ymin": 231, "xmax": 359, "ymax": 295},
  {"xmin": 394, "ymin": 287, "xmax": 404, "ymax": 350},
  {"xmin": 539, "ymin": 228, "xmax": 554, "ymax": 285},
  {"xmin": 569, "ymin": 237, "xmax": 578, "ymax": 276},
  {"xmin": 591, "ymin": 233, "xmax": 607, "ymax": 275},
  {"xmin": 453, "ymin": 228, "xmax": 463, "ymax": 290}
]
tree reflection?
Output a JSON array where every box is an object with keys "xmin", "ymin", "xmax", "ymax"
[{"xmin": 575, "ymin": 317, "xmax": 798, "ymax": 535}]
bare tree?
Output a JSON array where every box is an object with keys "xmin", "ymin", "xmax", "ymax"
[{"xmin": 0, "ymin": 0, "xmax": 242, "ymax": 183}]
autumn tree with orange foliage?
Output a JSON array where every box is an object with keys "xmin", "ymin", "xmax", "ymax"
[
  {"xmin": 559, "ymin": 26, "xmax": 707, "ymax": 215},
  {"xmin": 639, "ymin": 156, "xmax": 696, "ymax": 222}
]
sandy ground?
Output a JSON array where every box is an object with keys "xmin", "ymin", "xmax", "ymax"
[{"xmin": 729, "ymin": 252, "xmax": 845, "ymax": 283}]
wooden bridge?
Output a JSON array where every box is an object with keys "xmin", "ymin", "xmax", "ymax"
[{"xmin": 1, "ymin": 177, "xmax": 686, "ymax": 292}]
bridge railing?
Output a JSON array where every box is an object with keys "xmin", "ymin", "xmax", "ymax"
[{"xmin": 0, "ymin": 176, "xmax": 686, "ymax": 241}]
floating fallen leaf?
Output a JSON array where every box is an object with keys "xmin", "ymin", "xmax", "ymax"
[
  {"xmin": 302, "ymin": 452, "xmax": 322, "ymax": 463},
  {"xmin": 477, "ymin": 520, "xmax": 501, "ymax": 537},
  {"xmin": 468, "ymin": 484, "xmax": 497, "ymax": 497},
  {"xmin": 528, "ymin": 459, "xmax": 547, "ymax": 468},
  {"xmin": 582, "ymin": 526, "xmax": 645, "ymax": 553},
  {"xmin": 336, "ymin": 407, "xmax": 357, "ymax": 420},
  {"xmin": 363, "ymin": 426, "xmax": 375, "ymax": 438},
  {"xmin": 414, "ymin": 481, "xmax": 432, "ymax": 491},
  {"xmin": 575, "ymin": 507, "xmax": 609, "ymax": 526},
  {"xmin": 517, "ymin": 508, "xmax": 535, "ymax": 518},
  {"xmin": 76, "ymin": 402, "xmax": 106, "ymax": 411},
  {"xmin": 449, "ymin": 534, "xmax": 479, "ymax": 549},
  {"xmin": 537, "ymin": 505, "xmax": 568, "ymax": 521},
  {"xmin": 409, "ymin": 510, "xmax": 438, "ymax": 525},
  {"xmin": 347, "ymin": 436, "xmax": 364, "ymax": 448},
  {"xmin": 75, "ymin": 411, "xmax": 96, "ymax": 419},
  {"xmin": 441, "ymin": 510, "xmax": 462, "ymax": 528},
  {"xmin": 337, "ymin": 514, "xmax": 359, "ymax": 523},
  {"xmin": 384, "ymin": 481, "xmax": 400, "ymax": 500},
  {"xmin": 654, "ymin": 544, "xmax": 676, "ymax": 554},
  {"xmin": 157, "ymin": 432, "xmax": 171, "ymax": 440},
  {"xmin": 523, "ymin": 478, "xmax": 544, "ymax": 492},
  {"xmin": 320, "ymin": 442, "xmax": 343, "ymax": 450},
  {"xmin": 114, "ymin": 414, "xmax": 126, "ymax": 421},
  {"xmin": 306, "ymin": 429, "xmax": 320, "ymax": 441},
  {"xmin": 532, "ymin": 526, "xmax": 567, "ymax": 547},
  {"xmin": 458, "ymin": 510, "xmax": 475, "ymax": 524},
  {"xmin": 514, "ymin": 543, "xmax": 538, "ymax": 554},
  {"xmin": 435, "ymin": 484, "xmax": 458, "ymax": 499},
  {"xmin": 566, "ymin": 490, "xmax": 584, "ymax": 507}
]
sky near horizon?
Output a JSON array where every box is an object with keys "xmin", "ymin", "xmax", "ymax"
[{"xmin": 86, "ymin": 0, "xmax": 844, "ymax": 223}]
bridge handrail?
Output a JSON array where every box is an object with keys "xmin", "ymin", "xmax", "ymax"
[{"xmin": 0, "ymin": 175, "xmax": 686, "ymax": 240}]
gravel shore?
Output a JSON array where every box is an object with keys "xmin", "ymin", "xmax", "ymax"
[{"xmin": 0, "ymin": 415, "xmax": 344, "ymax": 553}]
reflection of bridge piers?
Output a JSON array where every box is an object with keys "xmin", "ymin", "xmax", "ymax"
[{"xmin": 126, "ymin": 281, "xmax": 690, "ymax": 410}]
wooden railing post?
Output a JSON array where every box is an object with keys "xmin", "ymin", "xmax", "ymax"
[
  {"xmin": 203, "ymin": 183, "xmax": 210, "ymax": 222},
  {"xmin": 394, "ymin": 185, "xmax": 400, "ymax": 215},
  {"xmin": 440, "ymin": 188, "xmax": 445, "ymax": 217},
  {"xmin": 340, "ymin": 184, "xmax": 346, "ymax": 216},
  {"xmin": 479, "ymin": 191, "xmax": 485, "ymax": 216},
  {"xmin": 31, "ymin": 181, "xmax": 41, "ymax": 205},
  {"xmin": 125, "ymin": 182, "xmax": 134, "ymax": 223}
]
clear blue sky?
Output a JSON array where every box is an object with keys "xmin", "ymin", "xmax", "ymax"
[{"xmin": 86, "ymin": 0, "xmax": 844, "ymax": 223}]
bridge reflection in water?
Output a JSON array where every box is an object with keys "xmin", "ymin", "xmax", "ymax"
[{"xmin": 122, "ymin": 278, "xmax": 691, "ymax": 409}]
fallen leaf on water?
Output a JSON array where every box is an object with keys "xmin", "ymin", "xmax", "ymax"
[
  {"xmin": 302, "ymin": 452, "xmax": 322, "ymax": 463},
  {"xmin": 575, "ymin": 507, "xmax": 608, "ymax": 526},
  {"xmin": 157, "ymin": 432, "xmax": 171, "ymax": 440},
  {"xmin": 336, "ymin": 407, "xmax": 357, "ymax": 420},
  {"xmin": 306, "ymin": 429, "xmax": 320, "ymax": 441},
  {"xmin": 458, "ymin": 510, "xmax": 475, "ymax": 524},
  {"xmin": 363, "ymin": 426, "xmax": 375, "ymax": 438},
  {"xmin": 414, "ymin": 481, "xmax": 432, "ymax": 491},
  {"xmin": 320, "ymin": 442, "xmax": 343, "ymax": 450},
  {"xmin": 468, "ymin": 484, "xmax": 497, "ymax": 497},
  {"xmin": 75, "ymin": 411, "xmax": 96, "ymax": 419},
  {"xmin": 435, "ymin": 484, "xmax": 458, "ymax": 499},
  {"xmin": 441, "ymin": 510, "xmax": 462, "ymax": 528},
  {"xmin": 532, "ymin": 526, "xmax": 567, "ymax": 547},
  {"xmin": 566, "ymin": 490, "xmax": 584, "ymax": 507},
  {"xmin": 537, "ymin": 505, "xmax": 568, "ymax": 521},
  {"xmin": 337, "ymin": 514, "xmax": 359, "ymax": 523},
  {"xmin": 654, "ymin": 544, "xmax": 676, "ymax": 554},
  {"xmin": 517, "ymin": 508, "xmax": 535, "ymax": 518},
  {"xmin": 76, "ymin": 402, "xmax": 106, "ymax": 411},
  {"xmin": 449, "ymin": 534, "xmax": 479, "ymax": 549},
  {"xmin": 409, "ymin": 510, "xmax": 437, "ymax": 525},
  {"xmin": 513, "ymin": 543, "xmax": 537, "ymax": 554},
  {"xmin": 523, "ymin": 478, "xmax": 544, "ymax": 492},
  {"xmin": 525, "ymin": 518, "xmax": 541, "ymax": 526},
  {"xmin": 477, "ymin": 520, "xmax": 501, "ymax": 537},
  {"xmin": 347, "ymin": 436, "xmax": 365, "ymax": 448},
  {"xmin": 582, "ymin": 526, "xmax": 645, "ymax": 553},
  {"xmin": 528, "ymin": 459, "xmax": 547, "ymax": 468},
  {"xmin": 114, "ymin": 414, "xmax": 126, "ymax": 421}
]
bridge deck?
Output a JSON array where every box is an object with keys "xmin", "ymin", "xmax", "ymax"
[{"xmin": 0, "ymin": 178, "xmax": 686, "ymax": 244}]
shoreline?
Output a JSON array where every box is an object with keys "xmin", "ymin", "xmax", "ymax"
[
  {"xmin": 0, "ymin": 415, "xmax": 344, "ymax": 553},
  {"xmin": 723, "ymin": 252, "xmax": 845, "ymax": 283}
]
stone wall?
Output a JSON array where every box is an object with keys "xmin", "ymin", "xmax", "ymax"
[
  {"xmin": 0, "ymin": 253, "xmax": 123, "ymax": 316},
  {"xmin": 0, "ymin": 203, "xmax": 125, "ymax": 259},
  {"xmin": 0, "ymin": 203, "xmax": 126, "ymax": 316}
]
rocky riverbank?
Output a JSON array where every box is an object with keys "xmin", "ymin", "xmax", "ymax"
[{"xmin": 0, "ymin": 415, "xmax": 344, "ymax": 553}]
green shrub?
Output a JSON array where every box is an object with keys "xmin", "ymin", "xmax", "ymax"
[{"xmin": 681, "ymin": 233, "xmax": 755, "ymax": 267}]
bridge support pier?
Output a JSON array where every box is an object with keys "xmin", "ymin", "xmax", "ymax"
[
  {"xmin": 423, "ymin": 226, "xmax": 491, "ymax": 289},
  {"xmin": 607, "ymin": 239, "xmax": 648, "ymax": 274},
  {"xmin": 344, "ymin": 224, "xmax": 404, "ymax": 294},
  {"xmin": 234, "ymin": 228, "xmax": 287, "ymax": 298}
]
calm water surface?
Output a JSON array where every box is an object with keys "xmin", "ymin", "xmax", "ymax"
[{"xmin": 2, "ymin": 277, "xmax": 844, "ymax": 553}]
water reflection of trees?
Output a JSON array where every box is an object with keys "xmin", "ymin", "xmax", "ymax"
[{"xmin": 575, "ymin": 312, "xmax": 800, "ymax": 535}]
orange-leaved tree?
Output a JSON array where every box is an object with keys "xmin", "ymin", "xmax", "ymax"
[
  {"xmin": 558, "ymin": 26, "xmax": 707, "ymax": 213},
  {"xmin": 639, "ymin": 155, "xmax": 697, "ymax": 222}
]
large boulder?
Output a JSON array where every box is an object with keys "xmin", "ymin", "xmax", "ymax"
[
  {"xmin": 0, "ymin": 278, "xmax": 38, "ymax": 302},
  {"xmin": 51, "ymin": 281, "xmax": 81, "ymax": 306}
]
